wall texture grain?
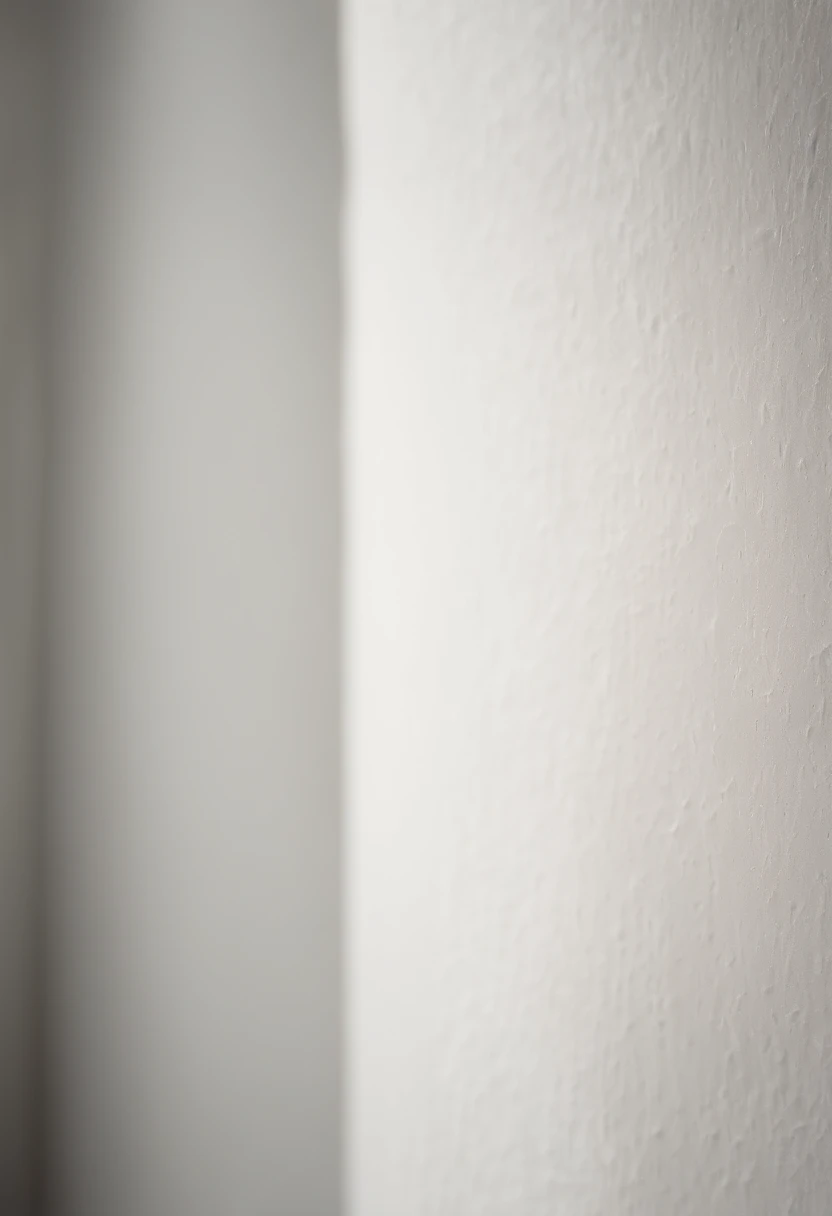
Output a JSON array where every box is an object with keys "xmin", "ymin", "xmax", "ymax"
[{"xmin": 346, "ymin": 2, "xmax": 832, "ymax": 1212}]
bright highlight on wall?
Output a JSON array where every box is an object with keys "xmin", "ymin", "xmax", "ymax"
[{"xmin": 346, "ymin": 1, "xmax": 832, "ymax": 1213}]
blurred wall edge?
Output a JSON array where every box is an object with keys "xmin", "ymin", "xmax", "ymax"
[
  {"xmin": 0, "ymin": 3, "xmax": 49, "ymax": 1213},
  {"xmin": 346, "ymin": 1, "xmax": 832, "ymax": 1214},
  {"xmin": 47, "ymin": 3, "xmax": 341, "ymax": 1214}
]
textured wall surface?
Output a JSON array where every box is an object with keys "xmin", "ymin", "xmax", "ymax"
[
  {"xmin": 49, "ymin": 4, "xmax": 340, "ymax": 1214},
  {"xmin": 346, "ymin": 1, "xmax": 832, "ymax": 1212},
  {"xmin": 0, "ymin": 4, "xmax": 48, "ymax": 1211}
]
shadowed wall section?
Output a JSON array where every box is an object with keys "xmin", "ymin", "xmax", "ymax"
[
  {"xmin": 47, "ymin": 4, "xmax": 341, "ymax": 1213},
  {"xmin": 0, "ymin": 4, "xmax": 49, "ymax": 1212}
]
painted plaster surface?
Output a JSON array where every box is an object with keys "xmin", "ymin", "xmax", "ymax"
[{"xmin": 346, "ymin": 1, "xmax": 832, "ymax": 1212}]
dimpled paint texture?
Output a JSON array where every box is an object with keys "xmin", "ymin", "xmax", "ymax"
[{"xmin": 346, "ymin": 1, "xmax": 832, "ymax": 1213}]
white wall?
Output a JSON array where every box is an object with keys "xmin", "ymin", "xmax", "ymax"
[
  {"xmin": 0, "ymin": 5, "xmax": 49, "ymax": 1211},
  {"xmin": 346, "ymin": 1, "xmax": 832, "ymax": 1213},
  {"xmin": 49, "ymin": 4, "xmax": 340, "ymax": 1214}
]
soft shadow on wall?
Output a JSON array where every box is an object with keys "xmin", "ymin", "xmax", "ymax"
[{"xmin": 2, "ymin": 3, "xmax": 342, "ymax": 1215}]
